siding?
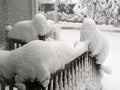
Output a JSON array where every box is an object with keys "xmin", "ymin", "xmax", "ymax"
[{"xmin": 0, "ymin": 0, "xmax": 33, "ymax": 44}]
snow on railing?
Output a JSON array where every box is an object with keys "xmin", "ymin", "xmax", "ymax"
[
  {"xmin": 43, "ymin": 52, "xmax": 101, "ymax": 90},
  {"xmin": 0, "ymin": 38, "xmax": 101, "ymax": 90},
  {"xmin": 6, "ymin": 36, "xmax": 46, "ymax": 50}
]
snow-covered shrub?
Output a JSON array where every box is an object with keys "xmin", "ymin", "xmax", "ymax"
[
  {"xmin": 7, "ymin": 14, "xmax": 50, "ymax": 42},
  {"xmin": 80, "ymin": 18, "xmax": 109, "ymax": 64},
  {"xmin": 60, "ymin": 12, "xmax": 68, "ymax": 21},
  {"xmin": 46, "ymin": 20, "xmax": 61, "ymax": 40},
  {"xmin": 73, "ymin": 3, "xmax": 87, "ymax": 19},
  {"xmin": 0, "ymin": 40, "xmax": 87, "ymax": 90},
  {"xmin": 80, "ymin": 0, "xmax": 120, "ymax": 25}
]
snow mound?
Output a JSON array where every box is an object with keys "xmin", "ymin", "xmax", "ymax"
[
  {"xmin": 46, "ymin": 20, "xmax": 61, "ymax": 40},
  {"xmin": 0, "ymin": 40, "xmax": 87, "ymax": 89},
  {"xmin": 100, "ymin": 65, "xmax": 112, "ymax": 75},
  {"xmin": 7, "ymin": 21, "xmax": 38, "ymax": 42},
  {"xmin": 32, "ymin": 14, "xmax": 50, "ymax": 36},
  {"xmin": 80, "ymin": 18, "xmax": 109, "ymax": 64},
  {"xmin": 5, "ymin": 25, "xmax": 12, "ymax": 31},
  {"xmin": 7, "ymin": 14, "xmax": 50, "ymax": 42}
]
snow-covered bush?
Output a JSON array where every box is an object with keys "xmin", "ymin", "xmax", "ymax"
[
  {"xmin": 46, "ymin": 20, "xmax": 61, "ymax": 40},
  {"xmin": 73, "ymin": 3, "xmax": 87, "ymax": 19},
  {"xmin": 80, "ymin": 18, "xmax": 109, "ymax": 64},
  {"xmin": 81, "ymin": 0, "xmax": 120, "ymax": 25},
  {"xmin": 0, "ymin": 40, "xmax": 87, "ymax": 90},
  {"xmin": 7, "ymin": 14, "xmax": 50, "ymax": 42}
]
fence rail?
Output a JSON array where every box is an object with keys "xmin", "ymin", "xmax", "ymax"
[
  {"xmin": 6, "ymin": 35, "xmax": 46, "ymax": 50},
  {"xmin": 0, "ymin": 38, "xmax": 101, "ymax": 90}
]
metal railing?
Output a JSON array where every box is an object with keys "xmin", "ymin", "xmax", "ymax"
[
  {"xmin": 6, "ymin": 35, "xmax": 46, "ymax": 50},
  {"xmin": 0, "ymin": 38, "xmax": 101, "ymax": 90}
]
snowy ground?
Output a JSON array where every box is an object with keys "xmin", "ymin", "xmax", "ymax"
[
  {"xmin": 102, "ymin": 32, "xmax": 120, "ymax": 90},
  {"xmin": 58, "ymin": 22, "xmax": 120, "ymax": 32},
  {"xmin": 60, "ymin": 29, "xmax": 120, "ymax": 90}
]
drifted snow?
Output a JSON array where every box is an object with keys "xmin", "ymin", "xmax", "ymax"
[
  {"xmin": 0, "ymin": 40, "xmax": 87, "ymax": 89},
  {"xmin": 80, "ymin": 18, "xmax": 109, "ymax": 64}
]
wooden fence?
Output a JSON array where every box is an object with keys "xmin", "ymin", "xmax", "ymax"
[{"xmin": 0, "ymin": 37, "xmax": 101, "ymax": 90}]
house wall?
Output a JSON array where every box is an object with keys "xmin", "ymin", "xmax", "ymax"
[
  {"xmin": 0, "ymin": 0, "xmax": 38, "ymax": 44},
  {"xmin": 6, "ymin": 0, "xmax": 32, "ymax": 26}
]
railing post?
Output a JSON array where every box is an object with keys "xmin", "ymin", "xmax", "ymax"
[
  {"xmin": 1, "ymin": 83, "xmax": 5, "ymax": 90},
  {"xmin": 32, "ymin": 0, "xmax": 38, "ymax": 17},
  {"xmin": 54, "ymin": 0, "xmax": 59, "ymax": 23},
  {"xmin": 25, "ymin": 82, "xmax": 44, "ymax": 90}
]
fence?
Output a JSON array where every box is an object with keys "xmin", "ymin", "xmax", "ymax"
[{"xmin": 0, "ymin": 38, "xmax": 101, "ymax": 90}]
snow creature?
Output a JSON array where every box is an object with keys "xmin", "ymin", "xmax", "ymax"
[
  {"xmin": 7, "ymin": 14, "xmax": 52, "ymax": 42},
  {"xmin": 80, "ymin": 18, "xmax": 109, "ymax": 64},
  {"xmin": 0, "ymin": 40, "xmax": 87, "ymax": 90},
  {"xmin": 46, "ymin": 20, "xmax": 61, "ymax": 40}
]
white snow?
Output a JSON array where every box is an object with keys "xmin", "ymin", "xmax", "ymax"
[
  {"xmin": 32, "ymin": 14, "xmax": 50, "ymax": 36},
  {"xmin": 73, "ymin": 3, "xmax": 87, "ymax": 18},
  {"xmin": 50, "ymin": 28, "xmax": 120, "ymax": 90},
  {"xmin": 46, "ymin": 20, "xmax": 61, "ymax": 40},
  {"xmin": 1, "ymin": 22, "xmax": 119, "ymax": 90},
  {"xmin": 100, "ymin": 65, "xmax": 112, "ymax": 75},
  {"xmin": 5, "ymin": 25, "xmax": 12, "ymax": 31},
  {"xmin": 80, "ymin": 18, "xmax": 109, "ymax": 64},
  {"xmin": 8, "ymin": 20, "xmax": 39, "ymax": 42},
  {"xmin": 8, "ymin": 14, "xmax": 61, "ymax": 42},
  {"xmin": 0, "ymin": 39, "xmax": 87, "ymax": 89},
  {"xmin": 7, "ymin": 14, "xmax": 46, "ymax": 42},
  {"xmin": 60, "ymin": 29, "xmax": 120, "ymax": 90},
  {"xmin": 102, "ymin": 32, "xmax": 120, "ymax": 90}
]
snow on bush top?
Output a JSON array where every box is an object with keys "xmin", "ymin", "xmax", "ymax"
[
  {"xmin": 0, "ymin": 40, "xmax": 87, "ymax": 89},
  {"xmin": 80, "ymin": 18, "xmax": 109, "ymax": 64},
  {"xmin": 7, "ymin": 14, "xmax": 50, "ymax": 42}
]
